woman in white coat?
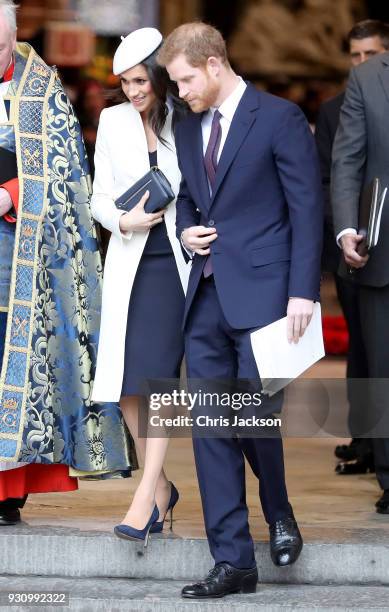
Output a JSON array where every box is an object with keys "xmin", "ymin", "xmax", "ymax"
[{"xmin": 91, "ymin": 28, "xmax": 190, "ymax": 544}]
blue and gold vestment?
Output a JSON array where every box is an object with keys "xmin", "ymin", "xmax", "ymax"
[{"xmin": 0, "ymin": 44, "xmax": 136, "ymax": 476}]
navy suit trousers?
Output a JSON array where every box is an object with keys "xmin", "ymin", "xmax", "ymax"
[{"xmin": 185, "ymin": 276, "xmax": 290, "ymax": 568}]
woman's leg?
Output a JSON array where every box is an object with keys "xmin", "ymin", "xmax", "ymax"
[
  {"xmin": 120, "ymin": 395, "xmax": 172, "ymax": 527},
  {"xmin": 120, "ymin": 396, "xmax": 147, "ymax": 463}
]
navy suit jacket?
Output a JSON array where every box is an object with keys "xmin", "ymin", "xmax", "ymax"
[{"xmin": 175, "ymin": 83, "xmax": 323, "ymax": 329}]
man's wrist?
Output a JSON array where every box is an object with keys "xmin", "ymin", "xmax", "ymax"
[
  {"xmin": 180, "ymin": 228, "xmax": 194, "ymax": 259},
  {"xmin": 336, "ymin": 228, "xmax": 357, "ymax": 247}
]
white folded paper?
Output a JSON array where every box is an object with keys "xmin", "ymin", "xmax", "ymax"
[
  {"xmin": 0, "ymin": 81, "xmax": 10, "ymax": 123},
  {"xmin": 250, "ymin": 302, "xmax": 325, "ymax": 394}
]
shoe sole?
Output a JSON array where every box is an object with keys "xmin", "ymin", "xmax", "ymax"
[
  {"xmin": 182, "ymin": 587, "xmax": 257, "ymax": 599},
  {"xmin": 335, "ymin": 466, "xmax": 375, "ymax": 475},
  {"xmin": 113, "ymin": 528, "xmax": 145, "ymax": 543},
  {"xmin": 181, "ymin": 573, "xmax": 258, "ymax": 599}
]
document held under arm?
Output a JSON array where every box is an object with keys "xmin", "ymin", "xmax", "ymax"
[
  {"xmin": 357, "ymin": 177, "xmax": 387, "ymax": 256},
  {"xmin": 250, "ymin": 302, "xmax": 325, "ymax": 395}
]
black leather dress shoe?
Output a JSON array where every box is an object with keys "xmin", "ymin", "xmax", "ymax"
[
  {"xmin": 269, "ymin": 506, "xmax": 303, "ymax": 566},
  {"xmin": 0, "ymin": 508, "xmax": 21, "ymax": 526},
  {"xmin": 334, "ymin": 440, "xmax": 360, "ymax": 461},
  {"xmin": 376, "ymin": 490, "xmax": 389, "ymax": 514},
  {"xmin": 335, "ymin": 455, "xmax": 375, "ymax": 475},
  {"xmin": 181, "ymin": 562, "xmax": 258, "ymax": 599}
]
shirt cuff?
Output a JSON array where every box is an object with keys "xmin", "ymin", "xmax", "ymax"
[{"xmin": 336, "ymin": 228, "xmax": 357, "ymax": 247}]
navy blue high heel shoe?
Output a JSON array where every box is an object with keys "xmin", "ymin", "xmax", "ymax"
[
  {"xmin": 114, "ymin": 504, "xmax": 159, "ymax": 547},
  {"xmin": 150, "ymin": 482, "xmax": 179, "ymax": 534}
]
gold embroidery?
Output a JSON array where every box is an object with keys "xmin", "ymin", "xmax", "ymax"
[
  {"xmin": 12, "ymin": 316, "xmax": 28, "ymax": 340},
  {"xmin": 33, "ymin": 65, "xmax": 49, "ymax": 78},
  {"xmin": 3, "ymin": 398, "xmax": 18, "ymax": 411},
  {"xmin": 1, "ymin": 414, "xmax": 17, "ymax": 428},
  {"xmin": 26, "ymin": 77, "xmax": 45, "ymax": 96},
  {"xmin": 24, "ymin": 147, "xmax": 41, "ymax": 169},
  {"xmin": 21, "ymin": 226, "xmax": 33, "ymax": 238},
  {"xmin": 0, "ymin": 43, "xmax": 54, "ymax": 461}
]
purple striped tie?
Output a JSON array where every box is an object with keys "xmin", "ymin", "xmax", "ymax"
[{"xmin": 203, "ymin": 110, "xmax": 222, "ymax": 277}]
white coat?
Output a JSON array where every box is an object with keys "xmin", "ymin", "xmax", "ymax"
[{"xmin": 90, "ymin": 102, "xmax": 191, "ymax": 402}]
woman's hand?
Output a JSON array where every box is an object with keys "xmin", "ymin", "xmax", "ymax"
[{"xmin": 119, "ymin": 190, "xmax": 165, "ymax": 233}]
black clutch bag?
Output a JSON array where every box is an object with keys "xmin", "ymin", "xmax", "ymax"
[{"xmin": 115, "ymin": 167, "xmax": 175, "ymax": 214}]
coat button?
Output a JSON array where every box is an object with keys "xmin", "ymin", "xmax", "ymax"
[{"xmin": 208, "ymin": 219, "xmax": 215, "ymax": 226}]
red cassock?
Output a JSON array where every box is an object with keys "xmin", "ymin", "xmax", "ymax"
[{"xmin": 0, "ymin": 465, "xmax": 78, "ymax": 501}]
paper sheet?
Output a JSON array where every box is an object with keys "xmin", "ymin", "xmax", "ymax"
[
  {"xmin": 250, "ymin": 302, "xmax": 325, "ymax": 394},
  {"xmin": 0, "ymin": 82, "xmax": 9, "ymax": 123}
]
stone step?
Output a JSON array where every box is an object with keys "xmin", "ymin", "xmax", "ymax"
[
  {"xmin": 1, "ymin": 576, "xmax": 389, "ymax": 611},
  {"xmin": 1, "ymin": 524, "xmax": 389, "ymax": 586}
]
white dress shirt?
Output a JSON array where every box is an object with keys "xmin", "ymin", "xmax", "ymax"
[
  {"xmin": 336, "ymin": 227, "xmax": 357, "ymax": 246},
  {"xmin": 181, "ymin": 77, "xmax": 247, "ymax": 256},
  {"xmin": 201, "ymin": 77, "xmax": 247, "ymax": 164}
]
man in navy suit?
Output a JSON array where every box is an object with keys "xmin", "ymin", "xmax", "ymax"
[{"xmin": 158, "ymin": 23, "xmax": 323, "ymax": 599}]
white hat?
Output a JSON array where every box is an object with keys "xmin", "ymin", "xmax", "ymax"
[{"xmin": 113, "ymin": 27, "xmax": 163, "ymax": 76}]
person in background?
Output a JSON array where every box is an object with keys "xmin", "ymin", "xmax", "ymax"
[
  {"xmin": 76, "ymin": 79, "xmax": 106, "ymax": 178},
  {"xmin": 91, "ymin": 28, "xmax": 190, "ymax": 545},
  {"xmin": 315, "ymin": 20, "xmax": 389, "ymax": 475},
  {"xmin": 76, "ymin": 79, "xmax": 109, "ymax": 256},
  {"xmin": 0, "ymin": 0, "xmax": 134, "ymax": 525},
  {"xmin": 331, "ymin": 37, "xmax": 389, "ymax": 515}
]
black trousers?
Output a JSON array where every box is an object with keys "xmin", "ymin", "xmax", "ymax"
[
  {"xmin": 334, "ymin": 274, "xmax": 372, "ymax": 456},
  {"xmin": 358, "ymin": 283, "xmax": 389, "ymax": 490}
]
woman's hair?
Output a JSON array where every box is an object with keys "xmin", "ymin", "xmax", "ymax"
[{"xmin": 113, "ymin": 45, "xmax": 187, "ymax": 144}]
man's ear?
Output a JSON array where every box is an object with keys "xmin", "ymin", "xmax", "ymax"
[{"xmin": 206, "ymin": 56, "xmax": 221, "ymax": 77}]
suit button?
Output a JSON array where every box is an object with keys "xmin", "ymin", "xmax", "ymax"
[{"xmin": 208, "ymin": 219, "xmax": 215, "ymax": 226}]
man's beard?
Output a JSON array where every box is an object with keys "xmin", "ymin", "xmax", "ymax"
[{"xmin": 188, "ymin": 80, "xmax": 219, "ymax": 113}]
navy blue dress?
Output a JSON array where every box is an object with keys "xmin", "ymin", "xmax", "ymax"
[{"xmin": 120, "ymin": 151, "xmax": 185, "ymax": 396}]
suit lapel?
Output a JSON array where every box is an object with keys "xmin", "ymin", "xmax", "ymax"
[
  {"xmin": 186, "ymin": 112, "xmax": 211, "ymax": 209},
  {"xmin": 378, "ymin": 54, "xmax": 389, "ymax": 105},
  {"xmin": 211, "ymin": 84, "xmax": 259, "ymax": 203}
]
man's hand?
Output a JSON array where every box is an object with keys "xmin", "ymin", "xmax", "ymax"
[
  {"xmin": 0, "ymin": 188, "xmax": 13, "ymax": 217},
  {"xmin": 287, "ymin": 298, "xmax": 314, "ymax": 344},
  {"xmin": 340, "ymin": 233, "xmax": 369, "ymax": 269},
  {"xmin": 182, "ymin": 226, "xmax": 217, "ymax": 255},
  {"xmin": 119, "ymin": 190, "xmax": 165, "ymax": 233}
]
